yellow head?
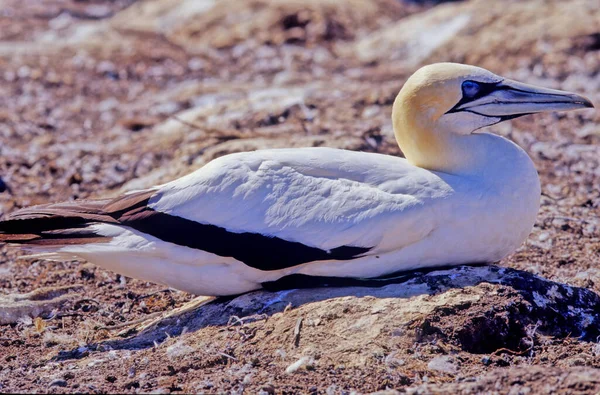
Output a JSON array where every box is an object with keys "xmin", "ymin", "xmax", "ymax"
[{"xmin": 393, "ymin": 63, "xmax": 593, "ymax": 172}]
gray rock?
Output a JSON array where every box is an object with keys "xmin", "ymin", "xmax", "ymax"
[
  {"xmin": 427, "ymin": 356, "xmax": 458, "ymax": 374},
  {"xmin": 49, "ymin": 379, "xmax": 68, "ymax": 388}
]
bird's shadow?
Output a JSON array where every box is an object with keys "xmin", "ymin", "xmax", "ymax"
[{"xmin": 52, "ymin": 264, "xmax": 600, "ymax": 360}]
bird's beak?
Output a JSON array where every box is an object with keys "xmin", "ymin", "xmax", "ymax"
[{"xmin": 452, "ymin": 79, "xmax": 594, "ymax": 120}]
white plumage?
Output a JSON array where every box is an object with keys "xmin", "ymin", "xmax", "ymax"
[{"xmin": 0, "ymin": 63, "xmax": 593, "ymax": 295}]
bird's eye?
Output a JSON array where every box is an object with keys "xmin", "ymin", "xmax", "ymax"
[{"xmin": 462, "ymin": 80, "xmax": 481, "ymax": 98}]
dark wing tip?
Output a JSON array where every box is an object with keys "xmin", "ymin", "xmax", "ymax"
[{"xmin": 0, "ymin": 189, "xmax": 156, "ymax": 246}]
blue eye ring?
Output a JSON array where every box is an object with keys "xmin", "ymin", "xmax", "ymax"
[{"xmin": 462, "ymin": 80, "xmax": 481, "ymax": 98}]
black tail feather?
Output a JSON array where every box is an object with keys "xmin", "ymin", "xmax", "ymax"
[{"xmin": 0, "ymin": 190, "xmax": 155, "ymax": 245}]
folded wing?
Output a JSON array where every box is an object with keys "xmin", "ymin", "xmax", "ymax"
[{"xmin": 0, "ymin": 148, "xmax": 448, "ymax": 271}]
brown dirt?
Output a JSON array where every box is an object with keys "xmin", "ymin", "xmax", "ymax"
[{"xmin": 0, "ymin": 0, "xmax": 599, "ymax": 393}]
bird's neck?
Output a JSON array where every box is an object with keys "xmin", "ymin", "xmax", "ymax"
[{"xmin": 393, "ymin": 115, "xmax": 519, "ymax": 176}]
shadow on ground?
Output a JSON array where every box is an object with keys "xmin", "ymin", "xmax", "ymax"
[{"xmin": 53, "ymin": 265, "xmax": 600, "ymax": 360}]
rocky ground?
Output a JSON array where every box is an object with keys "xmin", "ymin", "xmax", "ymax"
[{"xmin": 0, "ymin": 0, "xmax": 599, "ymax": 393}]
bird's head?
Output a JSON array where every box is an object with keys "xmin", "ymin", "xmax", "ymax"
[{"xmin": 392, "ymin": 63, "xmax": 594, "ymax": 171}]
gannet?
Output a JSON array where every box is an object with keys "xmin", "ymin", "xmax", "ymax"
[{"xmin": 0, "ymin": 63, "xmax": 593, "ymax": 296}]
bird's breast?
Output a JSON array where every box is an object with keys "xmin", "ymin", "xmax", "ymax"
[{"xmin": 446, "ymin": 138, "xmax": 541, "ymax": 262}]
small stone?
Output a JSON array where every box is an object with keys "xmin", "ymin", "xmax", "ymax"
[
  {"xmin": 188, "ymin": 58, "xmax": 206, "ymax": 71},
  {"xmin": 4, "ymin": 71, "xmax": 15, "ymax": 82},
  {"xmin": 427, "ymin": 356, "xmax": 458, "ymax": 374},
  {"xmin": 17, "ymin": 65, "xmax": 31, "ymax": 79},
  {"xmin": 538, "ymin": 232, "xmax": 551, "ymax": 242},
  {"xmin": 96, "ymin": 61, "xmax": 116, "ymax": 74},
  {"xmin": 85, "ymin": 5, "xmax": 112, "ymax": 18},
  {"xmin": 149, "ymin": 388, "xmax": 170, "ymax": 394},
  {"xmin": 98, "ymin": 97, "xmax": 119, "ymax": 112},
  {"xmin": 259, "ymin": 384, "xmax": 275, "ymax": 395},
  {"xmin": 568, "ymin": 357, "xmax": 587, "ymax": 367},
  {"xmin": 48, "ymin": 12, "xmax": 72, "ymax": 30},
  {"xmin": 384, "ymin": 352, "xmax": 405, "ymax": 368},
  {"xmin": 0, "ymin": 177, "xmax": 7, "ymax": 193},
  {"xmin": 49, "ymin": 379, "xmax": 68, "ymax": 387},
  {"xmin": 285, "ymin": 356, "xmax": 315, "ymax": 374}
]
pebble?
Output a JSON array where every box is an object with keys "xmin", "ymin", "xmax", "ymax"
[
  {"xmin": 85, "ymin": 5, "xmax": 112, "ymax": 18},
  {"xmin": 188, "ymin": 58, "xmax": 206, "ymax": 71},
  {"xmin": 48, "ymin": 12, "xmax": 72, "ymax": 30},
  {"xmin": 149, "ymin": 388, "xmax": 170, "ymax": 394},
  {"xmin": 259, "ymin": 384, "xmax": 275, "ymax": 395},
  {"xmin": 427, "ymin": 356, "xmax": 458, "ymax": 374},
  {"xmin": 538, "ymin": 232, "xmax": 551, "ymax": 242},
  {"xmin": 17, "ymin": 65, "xmax": 30, "ymax": 79},
  {"xmin": 0, "ymin": 177, "xmax": 6, "ymax": 193},
  {"xmin": 285, "ymin": 356, "xmax": 314, "ymax": 374},
  {"xmin": 49, "ymin": 379, "xmax": 68, "ymax": 388}
]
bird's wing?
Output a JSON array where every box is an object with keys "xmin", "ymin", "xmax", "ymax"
[
  {"xmin": 0, "ymin": 147, "xmax": 454, "ymax": 272},
  {"xmin": 142, "ymin": 147, "xmax": 454, "ymax": 270}
]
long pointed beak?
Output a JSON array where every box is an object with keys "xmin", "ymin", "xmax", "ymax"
[{"xmin": 455, "ymin": 79, "xmax": 594, "ymax": 119}]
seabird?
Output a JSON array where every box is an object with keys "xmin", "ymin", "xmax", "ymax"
[{"xmin": 0, "ymin": 63, "xmax": 594, "ymax": 296}]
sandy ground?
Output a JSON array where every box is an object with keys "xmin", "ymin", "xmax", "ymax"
[{"xmin": 0, "ymin": 0, "xmax": 599, "ymax": 393}]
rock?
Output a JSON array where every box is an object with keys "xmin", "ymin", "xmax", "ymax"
[
  {"xmin": 285, "ymin": 356, "xmax": 315, "ymax": 374},
  {"xmin": 48, "ymin": 13, "xmax": 73, "ymax": 30},
  {"xmin": 427, "ymin": 356, "xmax": 458, "ymax": 374},
  {"xmin": 49, "ymin": 379, "xmax": 68, "ymax": 387},
  {"xmin": 259, "ymin": 384, "xmax": 276, "ymax": 395},
  {"xmin": 0, "ymin": 286, "xmax": 83, "ymax": 325},
  {"xmin": 94, "ymin": 265, "xmax": 600, "ymax": 362},
  {"xmin": 166, "ymin": 340, "xmax": 195, "ymax": 359},
  {"xmin": 84, "ymin": 5, "xmax": 113, "ymax": 19}
]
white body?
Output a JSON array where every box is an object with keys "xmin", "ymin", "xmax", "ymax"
[{"xmin": 52, "ymin": 133, "xmax": 540, "ymax": 295}]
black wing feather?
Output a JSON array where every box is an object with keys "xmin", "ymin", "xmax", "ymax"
[{"xmin": 0, "ymin": 190, "xmax": 372, "ymax": 270}]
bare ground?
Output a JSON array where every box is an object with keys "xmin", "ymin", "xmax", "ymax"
[{"xmin": 0, "ymin": 0, "xmax": 599, "ymax": 393}]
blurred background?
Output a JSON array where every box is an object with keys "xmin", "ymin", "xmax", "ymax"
[{"xmin": 0, "ymin": 0, "xmax": 599, "ymax": 392}]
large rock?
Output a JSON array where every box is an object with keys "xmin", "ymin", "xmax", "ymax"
[{"xmin": 75, "ymin": 265, "xmax": 600, "ymax": 363}]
